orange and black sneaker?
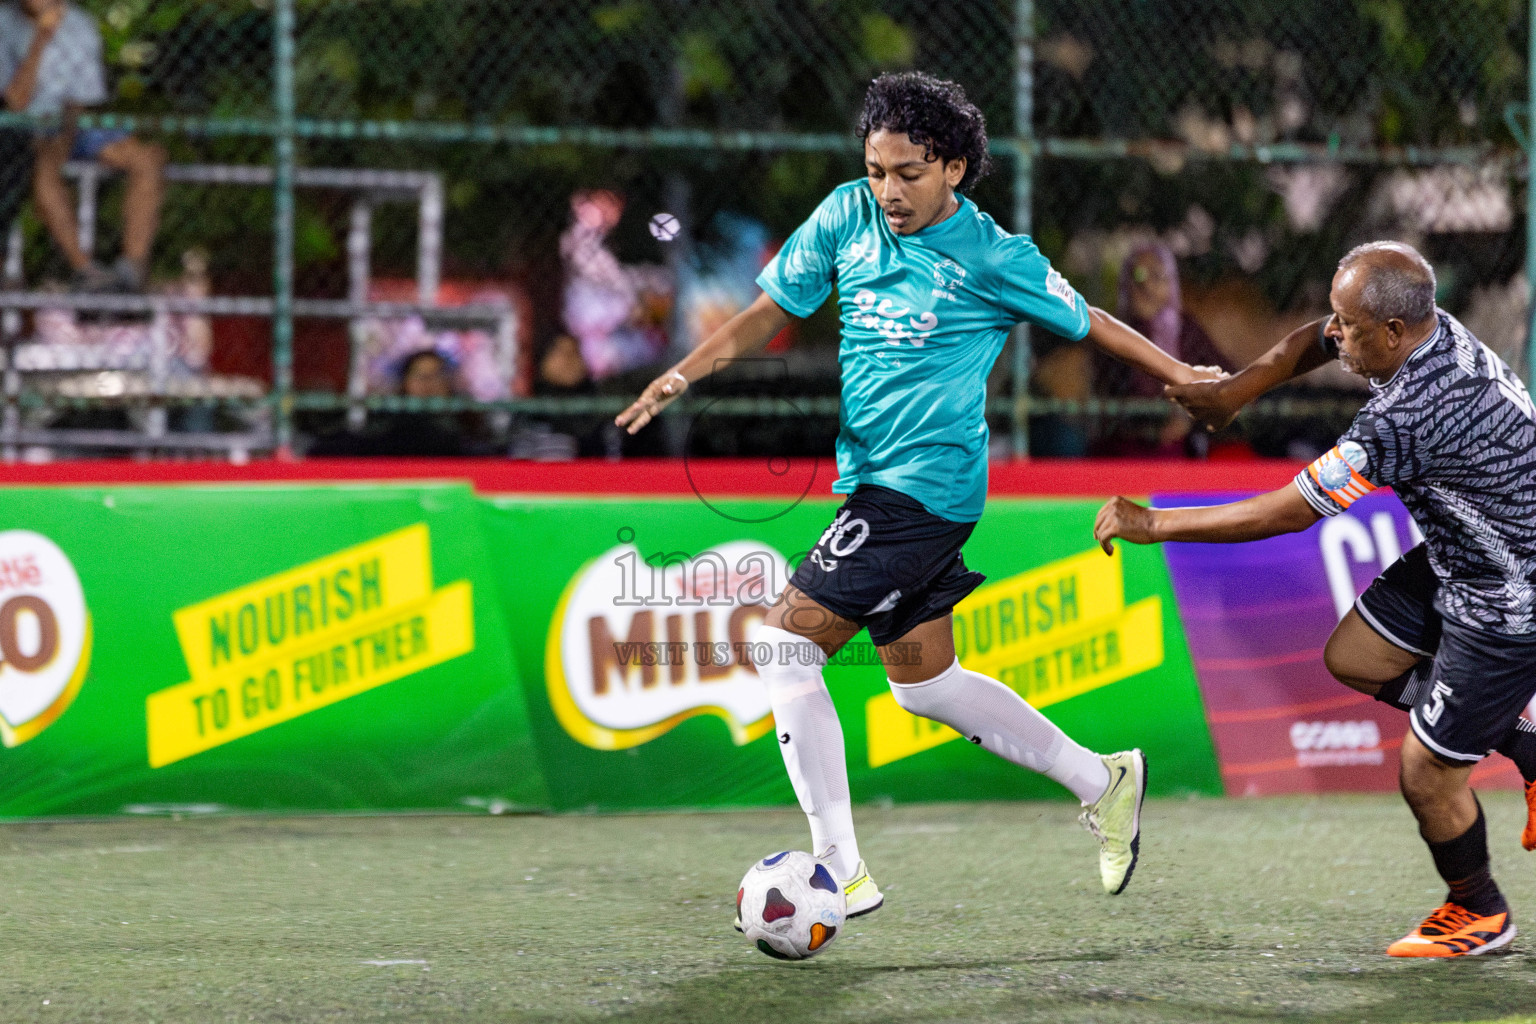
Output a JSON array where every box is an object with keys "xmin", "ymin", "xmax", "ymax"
[
  {"xmin": 1385, "ymin": 901, "xmax": 1516, "ymax": 958},
  {"xmin": 1522, "ymin": 780, "xmax": 1536, "ymax": 852}
]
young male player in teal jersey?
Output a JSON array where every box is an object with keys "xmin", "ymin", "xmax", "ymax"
[{"xmin": 618, "ymin": 72, "xmax": 1221, "ymax": 920}]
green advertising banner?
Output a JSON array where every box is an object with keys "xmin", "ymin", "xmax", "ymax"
[
  {"xmin": 0, "ymin": 484, "xmax": 547, "ymax": 816},
  {"xmin": 481, "ymin": 495, "xmax": 1221, "ymax": 812},
  {"xmin": 0, "ymin": 483, "xmax": 1220, "ymax": 818}
]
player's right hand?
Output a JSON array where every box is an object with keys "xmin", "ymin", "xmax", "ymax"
[
  {"xmin": 1094, "ymin": 496, "xmax": 1156, "ymax": 555},
  {"xmin": 615, "ymin": 370, "xmax": 689, "ymax": 435},
  {"xmin": 1165, "ymin": 376, "xmax": 1244, "ymax": 433}
]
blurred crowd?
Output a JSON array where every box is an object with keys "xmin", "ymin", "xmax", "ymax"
[{"xmin": 2, "ymin": 3, "xmax": 1527, "ymax": 462}]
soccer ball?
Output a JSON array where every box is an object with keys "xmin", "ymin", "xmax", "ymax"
[
  {"xmin": 736, "ymin": 851, "xmax": 847, "ymax": 960},
  {"xmin": 648, "ymin": 212, "xmax": 680, "ymax": 241}
]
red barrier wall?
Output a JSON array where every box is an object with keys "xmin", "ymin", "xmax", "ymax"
[{"xmin": 0, "ymin": 457, "xmax": 1306, "ymax": 496}]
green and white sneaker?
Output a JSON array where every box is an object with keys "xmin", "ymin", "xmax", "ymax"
[
  {"xmin": 733, "ymin": 856, "xmax": 882, "ymax": 932},
  {"xmin": 1078, "ymin": 749, "xmax": 1146, "ymax": 895}
]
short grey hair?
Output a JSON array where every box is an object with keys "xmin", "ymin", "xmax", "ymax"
[{"xmin": 1337, "ymin": 242, "xmax": 1436, "ymax": 324}]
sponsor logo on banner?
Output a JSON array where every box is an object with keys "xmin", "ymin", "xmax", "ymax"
[
  {"xmin": 546, "ymin": 541, "xmax": 787, "ymax": 751},
  {"xmin": 0, "ymin": 530, "xmax": 91, "ymax": 747},
  {"xmin": 1289, "ymin": 719, "xmax": 1383, "ymax": 767},
  {"xmin": 866, "ymin": 547, "xmax": 1163, "ymax": 767},
  {"xmin": 144, "ymin": 524, "xmax": 474, "ymax": 767}
]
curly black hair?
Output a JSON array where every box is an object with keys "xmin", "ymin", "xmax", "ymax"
[{"xmin": 857, "ymin": 72, "xmax": 992, "ymax": 192}]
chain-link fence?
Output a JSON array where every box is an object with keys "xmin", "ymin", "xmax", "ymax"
[{"xmin": 0, "ymin": 0, "xmax": 1527, "ymax": 460}]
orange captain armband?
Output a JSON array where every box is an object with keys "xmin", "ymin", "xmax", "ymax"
[{"xmin": 1305, "ymin": 441, "xmax": 1378, "ymax": 510}]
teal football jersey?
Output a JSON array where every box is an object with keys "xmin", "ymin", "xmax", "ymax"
[{"xmin": 757, "ymin": 180, "xmax": 1090, "ymax": 522}]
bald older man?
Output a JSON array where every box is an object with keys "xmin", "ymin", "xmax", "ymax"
[{"xmin": 1097, "ymin": 241, "xmax": 1536, "ymax": 958}]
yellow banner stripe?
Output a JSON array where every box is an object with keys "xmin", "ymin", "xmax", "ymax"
[
  {"xmin": 964, "ymin": 596, "xmax": 1163, "ymax": 707},
  {"xmin": 147, "ymin": 580, "xmax": 473, "ymax": 767},
  {"xmin": 172, "ymin": 524, "xmax": 432, "ymax": 681},
  {"xmin": 865, "ymin": 596, "xmax": 1164, "ymax": 768},
  {"xmin": 951, "ymin": 547, "xmax": 1124, "ymax": 664}
]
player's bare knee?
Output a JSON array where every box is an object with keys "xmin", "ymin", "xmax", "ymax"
[
  {"xmin": 1399, "ymin": 746, "xmax": 1470, "ymax": 817},
  {"xmin": 1398, "ymin": 767, "xmax": 1448, "ymax": 823},
  {"xmin": 1322, "ymin": 633, "xmax": 1378, "ymax": 694}
]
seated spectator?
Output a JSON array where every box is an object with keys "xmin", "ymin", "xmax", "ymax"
[
  {"xmin": 309, "ymin": 350, "xmax": 486, "ymax": 457},
  {"xmin": 516, "ymin": 332, "xmax": 610, "ymax": 459},
  {"xmin": 536, "ymin": 332, "xmax": 593, "ymax": 396},
  {"xmin": 1093, "ymin": 242, "xmax": 1231, "ymax": 457},
  {"xmin": 0, "ymin": 0, "xmax": 165, "ymax": 292}
]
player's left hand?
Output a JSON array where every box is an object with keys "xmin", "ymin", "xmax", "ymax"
[
  {"xmin": 615, "ymin": 370, "xmax": 689, "ymax": 435},
  {"xmin": 1165, "ymin": 375, "xmax": 1244, "ymax": 432},
  {"xmin": 1094, "ymin": 496, "xmax": 1157, "ymax": 555}
]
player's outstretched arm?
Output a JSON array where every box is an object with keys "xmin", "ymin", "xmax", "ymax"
[
  {"xmin": 615, "ymin": 291, "xmax": 792, "ymax": 435},
  {"xmin": 1165, "ymin": 316, "xmax": 1332, "ymax": 433},
  {"xmin": 1081, "ymin": 307, "xmax": 1226, "ymax": 388},
  {"xmin": 1093, "ymin": 485, "xmax": 1322, "ymax": 555}
]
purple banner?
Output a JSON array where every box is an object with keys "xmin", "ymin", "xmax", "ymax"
[{"xmin": 1155, "ymin": 490, "xmax": 1521, "ymax": 796}]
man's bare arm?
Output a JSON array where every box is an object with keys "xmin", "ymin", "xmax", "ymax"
[
  {"xmin": 615, "ymin": 291, "xmax": 792, "ymax": 434},
  {"xmin": 1082, "ymin": 307, "xmax": 1223, "ymax": 388},
  {"xmin": 1093, "ymin": 484, "xmax": 1321, "ymax": 555},
  {"xmin": 4, "ymin": 4, "xmax": 62, "ymax": 113},
  {"xmin": 1164, "ymin": 317, "xmax": 1333, "ymax": 432}
]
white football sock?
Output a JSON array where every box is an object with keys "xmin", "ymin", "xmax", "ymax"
[
  {"xmin": 889, "ymin": 658, "xmax": 1110, "ymax": 803},
  {"xmin": 751, "ymin": 624, "xmax": 861, "ymax": 881}
]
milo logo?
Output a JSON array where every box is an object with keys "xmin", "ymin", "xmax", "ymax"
[
  {"xmin": 546, "ymin": 540, "xmax": 788, "ymax": 750},
  {"xmin": 0, "ymin": 530, "xmax": 91, "ymax": 747}
]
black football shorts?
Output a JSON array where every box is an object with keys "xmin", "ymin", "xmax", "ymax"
[
  {"xmin": 1409, "ymin": 618, "xmax": 1536, "ymax": 764},
  {"xmin": 787, "ymin": 484, "xmax": 986, "ymax": 647},
  {"xmin": 1358, "ymin": 545, "xmax": 1536, "ymax": 762},
  {"xmin": 1355, "ymin": 543, "xmax": 1442, "ymax": 657}
]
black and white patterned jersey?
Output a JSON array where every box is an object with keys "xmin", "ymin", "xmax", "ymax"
[{"xmin": 1295, "ymin": 310, "xmax": 1536, "ymax": 637}]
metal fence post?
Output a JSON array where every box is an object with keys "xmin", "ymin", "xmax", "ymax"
[
  {"xmin": 1011, "ymin": 0, "xmax": 1035, "ymax": 458},
  {"xmin": 1528, "ymin": 0, "xmax": 1536, "ymax": 385},
  {"xmin": 273, "ymin": 0, "xmax": 297, "ymax": 452}
]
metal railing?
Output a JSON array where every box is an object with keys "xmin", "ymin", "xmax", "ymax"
[{"xmin": 0, "ymin": 0, "xmax": 1525, "ymax": 460}]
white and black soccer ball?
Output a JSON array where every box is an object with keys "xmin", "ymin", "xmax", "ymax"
[
  {"xmin": 736, "ymin": 851, "xmax": 846, "ymax": 960},
  {"xmin": 648, "ymin": 212, "xmax": 680, "ymax": 241}
]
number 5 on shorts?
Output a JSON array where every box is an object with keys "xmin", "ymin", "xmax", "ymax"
[{"xmin": 1421, "ymin": 681, "xmax": 1453, "ymax": 727}]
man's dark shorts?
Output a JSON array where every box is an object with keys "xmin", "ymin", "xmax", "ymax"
[
  {"xmin": 787, "ymin": 484, "xmax": 986, "ymax": 647},
  {"xmin": 1358, "ymin": 544, "xmax": 1536, "ymax": 763},
  {"xmin": 1355, "ymin": 543, "xmax": 1442, "ymax": 657}
]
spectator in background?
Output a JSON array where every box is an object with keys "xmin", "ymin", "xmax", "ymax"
[
  {"xmin": 0, "ymin": 0, "xmax": 165, "ymax": 292},
  {"xmin": 515, "ymin": 332, "xmax": 608, "ymax": 459},
  {"xmin": 560, "ymin": 189, "xmax": 670, "ymax": 379},
  {"xmin": 310, "ymin": 350, "xmax": 483, "ymax": 457},
  {"xmin": 537, "ymin": 333, "xmax": 593, "ymax": 395},
  {"xmin": 1093, "ymin": 242, "xmax": 1231, "ymax": 456}
]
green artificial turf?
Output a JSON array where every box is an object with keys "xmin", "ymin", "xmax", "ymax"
[{"xmin": 3, "ymin": 794, "xmax": 1536, "ymax": 1023}]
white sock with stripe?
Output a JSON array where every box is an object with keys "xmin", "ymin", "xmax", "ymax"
[
  {"xmin": 751, "ymin": 624, "xmax": 862, "ymax": 880},
  {"xmin": 889, "ymin": 658, "xmax": 1110, "ymax": 803}
]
